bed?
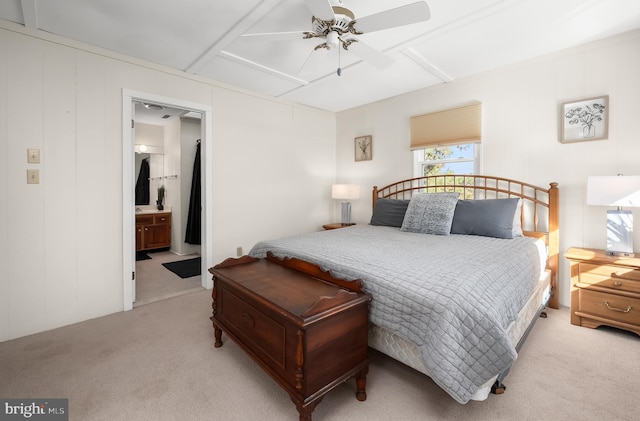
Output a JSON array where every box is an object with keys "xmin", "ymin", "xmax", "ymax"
[{"xmin": 249, "ymin": 175, "xmax": 559, "ymax": 404}]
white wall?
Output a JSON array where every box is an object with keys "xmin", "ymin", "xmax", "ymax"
[
  {"xmin": 135, "ymin": 123, "xmax": 163, "ymax": 153},
  {"xmin": 0, "ymin": 22, "xmax": 335, "ymax": 341},
  {"xmin": 336, "ymin": 29, "xmax": 640, "ymax": 308},
  {"xmin": 162, "ymin": 118, "xmax": 181, "ymax": 251}
]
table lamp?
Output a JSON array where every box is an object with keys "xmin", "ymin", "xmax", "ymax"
[
  {"xmin": 331, "ymin": 184, "xmax": 360, "ymax": 226},
  {"xmin": 587, "ymin": 175, "xmax": 640, "ymax": 257}
]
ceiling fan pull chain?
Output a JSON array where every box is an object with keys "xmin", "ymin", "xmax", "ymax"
[{"xmin": 337, "ymin": 45, "xmax": 342, "ymax": 76}]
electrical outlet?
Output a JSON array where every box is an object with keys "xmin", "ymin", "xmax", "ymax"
[
  {"xmin": 27, "ymin": 169, "xmax": 40, "ymax": 184},
  {"xmin": 236, "ymin": 247, "xmax": 243, "ymax": 257},
  {"xmin": 27, "ymin": 148, "xmax": 40, "ymax": 163}
]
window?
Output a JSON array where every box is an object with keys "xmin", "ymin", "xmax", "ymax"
[{"xmin": 413, "ymin": 143, "xmax": 480, "ymax": 178}]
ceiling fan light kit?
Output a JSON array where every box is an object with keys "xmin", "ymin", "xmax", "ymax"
[
  {"xmin": 325, "ymin": 30, "xmax": 340, "ymax": 49},
  {"xmin": 243, "ymin": 0, "xmax": 431, "ymax": 76}
]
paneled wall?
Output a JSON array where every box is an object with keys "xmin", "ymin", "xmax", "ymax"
[
  {"xmin": 336, "ymin": 29, "xmax": 640, "ymax": 308},
  {"xmin": 0, "ymin": 22, "xmax": 335, "ymax": 341}
]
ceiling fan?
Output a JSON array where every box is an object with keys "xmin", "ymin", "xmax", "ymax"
[{"xmin": 242, "ymin": 0, "xmax": 431, "ymax": 75}]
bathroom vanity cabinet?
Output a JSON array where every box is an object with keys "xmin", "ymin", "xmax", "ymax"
[{"xmin": 136, "ymin": 212, "xmax": 171, "ymax": 251}]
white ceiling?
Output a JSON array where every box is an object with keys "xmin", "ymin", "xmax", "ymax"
[{"xmin": 3, "ymin": 0, "xmax": 640, "ymax": 113}]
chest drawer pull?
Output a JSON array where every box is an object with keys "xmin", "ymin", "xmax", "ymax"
[
  {"xmin": 613, "ymin": 281, "xmax": 623, "ymax": 287},
  {"xmin": 242, "ymin": 312, "xmax": 255, "ymax": 328},
  {"xmin": 603, "ymin": 301, "xmax": 632, "ymax": 313}
]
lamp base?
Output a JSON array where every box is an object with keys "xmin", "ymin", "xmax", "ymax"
[
  {"xmin": 606, "ymin": 210, "xmax": 634, "ymax": 258},
  {"xmin": 340, "ymin": 201, "xmax": 352, "ymax": 225}
]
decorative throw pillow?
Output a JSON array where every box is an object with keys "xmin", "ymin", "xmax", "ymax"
[
  {"xmin": 370, "ymin": 198, "xmax": 410, "ymax": 227},
  {"xmin": 400, "ymin": 192, "xmax": 460, "ymax": 235},
  {"xmin": 450, "ymin": 198, "xmax": 520, "ymax": 239}
]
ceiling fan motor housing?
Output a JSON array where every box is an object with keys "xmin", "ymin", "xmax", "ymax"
[
  {"xmin": 330, "ymin": 6, "xmax": 355, "ymax": 32},
  {"xmin": 311, "ymin": 6, "xmax": 358, "ymax": 37}
]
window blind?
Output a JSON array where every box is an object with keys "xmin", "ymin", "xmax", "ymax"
[{"xmin": 410, "ymin": 102, "xmax": 481, "ymax": 149}]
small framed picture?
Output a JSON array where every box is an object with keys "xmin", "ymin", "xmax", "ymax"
[
  {"xmin": 560, "ymin": 95, "xmax": 608, "ymax": 143},
  {"xmin": 355, "ymin": 135, "xmax": 372, "ymax": 161}
]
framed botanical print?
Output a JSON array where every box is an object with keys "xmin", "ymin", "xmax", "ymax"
[
  {"xmin": 560, "ymin": 95, "xmax": 608, "ymax": 143},
  {"xmin": 355, "ymin": 135, "xmax": 372, "ymax": 161}
]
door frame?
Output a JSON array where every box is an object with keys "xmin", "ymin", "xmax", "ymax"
[{"xmin": 122, "ymin": 89, "xmax": 214, "ymax": 311}]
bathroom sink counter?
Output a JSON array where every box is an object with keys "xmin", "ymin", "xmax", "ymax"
[{"xmin": 135, "ymin": 206, "xmax": 172, "ymax": 215}]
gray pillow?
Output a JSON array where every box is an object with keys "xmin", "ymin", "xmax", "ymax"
[
  {"xmin": 450, "ymin": 198, "xmax": 520, "ymax": 239},
  {"xmin": 400, "ymin": 192, "xmax": 460, "ymax": 235},
  {"xmin": 370, "ymin": 199, "xmax": 410, "ymax": 227}
]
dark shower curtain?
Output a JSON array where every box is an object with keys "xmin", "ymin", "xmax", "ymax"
[
  {"xmin": 185, "ymin": 140, "xmax": 201, "ymax": 244},
  {"xmin": 135, "ymin": 158, "xmax": 150, "ymax": 205}
]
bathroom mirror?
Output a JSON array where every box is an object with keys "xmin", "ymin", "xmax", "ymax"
[{"xmin": 134, "ymin": 152, "xmax": 164, "ymax": 205}]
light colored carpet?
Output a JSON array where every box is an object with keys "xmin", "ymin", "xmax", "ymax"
[{"xmin": 1, "ymin": 290, "xmax": 638, "ymax": 421}]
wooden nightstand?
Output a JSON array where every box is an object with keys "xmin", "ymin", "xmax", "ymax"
[
  {"xmin": 322, "ymin": 223, "xmax": 355, "ymax": 230},
  {"xmin": 565, "ymin": 247, "xmax": 640, "ymax": 336}
]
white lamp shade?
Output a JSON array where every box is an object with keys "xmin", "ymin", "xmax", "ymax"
[
  {"xmin": 332, "ymin": 184, "xmax": 360, "ymax": 200},
  {"xmin": 587, "ymin": 176, "xmax": 640, "ymax": 207}
]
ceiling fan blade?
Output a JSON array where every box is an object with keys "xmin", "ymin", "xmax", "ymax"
[
  {"xmin": 345, "ymin": 40, "xmax": 394, "ymax": 69},
  {"xmin": 304, "ymin": 0, "xmax": 335, "ymax": 21},
  {"xmin": 354, "ymin": 1, "xmax": 431, "ymax": 33},
  {"xmin": 241, "ymin": 31, "xmax": 308, "ymax": 41}
]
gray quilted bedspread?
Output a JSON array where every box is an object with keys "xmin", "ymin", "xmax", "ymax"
[{"xmin": 248, "ymin": 225, "xmax": 542, "ymax": 403}]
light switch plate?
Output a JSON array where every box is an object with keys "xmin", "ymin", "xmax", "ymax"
[
  {"xmin": 27, "ymin": 148, "xmax": 40, "ymax": 163},
  {"xmin": 27, "ymin": 169, "xmax": 40, "ymax": 184}
]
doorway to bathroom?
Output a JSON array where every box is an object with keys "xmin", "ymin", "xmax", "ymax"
[{"xmin": 122, "ymin": 90, "xmax": 213, "ymax": 311}]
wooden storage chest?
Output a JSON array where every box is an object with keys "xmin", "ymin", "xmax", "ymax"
[{"xmin": 209, "ymin": 253, "xmax": 371, "ymax": 421}]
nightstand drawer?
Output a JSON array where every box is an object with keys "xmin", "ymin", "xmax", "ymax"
[
  {"xmin": 578, "ymin": 289, "xmax": 640, "ymax": 326},
  {"xmin": 578, "ymin": 263, "xmax": 640, "ymax": 293},
  {"xmin": 580, "ymin": 262, "xmax": 640, "ymax": 281}
]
